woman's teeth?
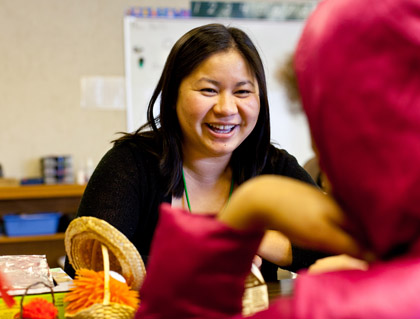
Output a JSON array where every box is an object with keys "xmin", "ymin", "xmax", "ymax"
[{"xmin": 207, "ymin": 124, "xmax": 235, "ymax": 133}]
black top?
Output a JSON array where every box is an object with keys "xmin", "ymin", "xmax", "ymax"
[{"xmin": 65, "ymin": 134, "xmax": 328, "ymax": 281}]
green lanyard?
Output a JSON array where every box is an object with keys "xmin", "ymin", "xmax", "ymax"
[{"xmin": 182, "ymin": 169, "xmax": 234, "ymax": 212}]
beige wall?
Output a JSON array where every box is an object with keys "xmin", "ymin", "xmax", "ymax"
[
  {"xmin": 0, "ymin": 0, "xmax": 189, "ymax": 179},
  {"xmin": 0, "ymin": 0, "xmax": 308, "ymax": 180}
]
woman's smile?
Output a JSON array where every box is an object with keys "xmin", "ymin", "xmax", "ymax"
[{"xmin": 206, "ymin": 123, "xmax": 237, "ymax": 134}]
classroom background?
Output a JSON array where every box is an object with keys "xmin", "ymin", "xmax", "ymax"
[{"xmin": 0, "ymin": 0, "xmax": 315, "ymax": 183}]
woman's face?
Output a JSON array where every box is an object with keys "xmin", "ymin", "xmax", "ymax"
[{"xmin": 176, "ymin": 49, "xmax": 260, "ymax": 159}]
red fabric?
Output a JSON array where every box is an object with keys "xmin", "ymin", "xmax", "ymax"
[
  {"xmin": 135, "ymin": 205, "xmax": 420, "ymax": 319},
  {"xmin": 295, "ymin": 0, "xmax": 420, "ymax": 258},
  {"xmin": 290, "ymin": 257, "xmax": 420, "ymax": 319},
  {"xmin": 0, "ymin": 271, "xmax": 15, "ymax": 308},
  {"xmin": 135, "ymin": 203, "xmax": 263, "ymax": 319}
]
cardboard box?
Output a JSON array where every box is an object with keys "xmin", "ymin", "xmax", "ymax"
[
  {"xmin": 0, "ymin": 268, "xmax": 72, "ymax": 319},
  {"xmin": 242, "ymin": 264, "xmax": 269, "ymax": 316}
]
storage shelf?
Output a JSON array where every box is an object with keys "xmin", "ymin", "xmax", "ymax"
[
  {"xmin": 0, "ymin": 232, "xmax": 65, "ymax": 243},
  {"xmin": 0, "ymin": 184, "xmax": 85, "ymax": 267},
  {"xmin": 0, "ymin": 184, "xmax": 86, "ymax": 217},
  {"xmin": 0, "ymin": 184, "xmax": 86, "ymax": 200}
]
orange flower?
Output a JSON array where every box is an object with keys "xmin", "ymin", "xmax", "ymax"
[{"xmin": 64, "ymin": 269, "xmax": 139, "ymax": 314}]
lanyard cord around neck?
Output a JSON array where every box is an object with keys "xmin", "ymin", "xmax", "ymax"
[{"xmin": 182, "ymin": 169, "xmax": 234, "ymax": 213}]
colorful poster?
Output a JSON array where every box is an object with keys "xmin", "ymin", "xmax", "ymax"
[{"xmin": 191, "ymin": 1, "xmax": 317, "ymax": 20}]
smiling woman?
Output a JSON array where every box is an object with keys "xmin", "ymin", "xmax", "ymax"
[
  {"xmin": 64, "ymin": 23, "xmax": 327, "ymax": 282},
  {"xmin": 176, "ymin": 48, "xmax": 260, "ymax": 163}
]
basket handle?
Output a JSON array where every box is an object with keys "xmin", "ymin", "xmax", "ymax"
[
  {"xmin": 19, "ymin": 281, "xmax": 55, "ymax": 319},
  {"xmin": 101, "ymin": 244, "xmax": 111, "ymax": 306}
]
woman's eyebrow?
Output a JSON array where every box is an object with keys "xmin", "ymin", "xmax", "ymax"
[
  {"xmin": 197, "ymin": 77, "xmax": 219, "ymax": 86},
  {"xmin": 198, "ymin": 77, "xmax": 255, "ymax": 87},
  {"xmin": 235, "ymin": 80, "xmax": 255, "ymax": 88}
]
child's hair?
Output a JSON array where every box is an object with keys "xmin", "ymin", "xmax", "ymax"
[
  {"xmin": 277, "ymin": 53, "xmax": 302, "ymax": 113},
  {"xmin": 277, "ymin": 53, "xmax": 300, "ymax": 103}
]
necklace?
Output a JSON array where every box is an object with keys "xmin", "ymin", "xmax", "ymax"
[{"xmin": 182, "ymin": 169, "xmax": 234, "ymax": 212}]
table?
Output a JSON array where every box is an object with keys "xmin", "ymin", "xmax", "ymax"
[{"xmin": 267, "ymin": 279, "xmax": 295, "ymax": 302}]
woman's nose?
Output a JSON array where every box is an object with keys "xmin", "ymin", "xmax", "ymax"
[{"xmin": 213, "ymin": 93, "xmax": 238, "ymax": 116}]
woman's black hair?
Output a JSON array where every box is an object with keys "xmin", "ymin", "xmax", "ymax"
[{"xmin": 116, "ymin": 23, "xmax": 271, "ymax": 197}]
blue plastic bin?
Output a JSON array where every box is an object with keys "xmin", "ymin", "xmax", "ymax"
[{"xmin": 3, "ymin": 212, "xmax": 62, "ymax": 237}]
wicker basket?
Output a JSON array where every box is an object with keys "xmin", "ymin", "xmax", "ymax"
[
  {"xmin": 65, "ymin": 217, "xmax": 145, "ymax": 319},
  {"xmin": 65, "ymin": 245, "xmax": 136, "ymax": 319},
  {"xmin": 65, "ymin": 217, "xmax": 146, "ymax": 291},
  {"xmin": 18, "ymin": 281, "xmax": 57, "ymax": 319}
]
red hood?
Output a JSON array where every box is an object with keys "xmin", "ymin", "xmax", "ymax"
[{"xmin": 295, "ymin": 0, "xmax": 420, "ymax": 258}]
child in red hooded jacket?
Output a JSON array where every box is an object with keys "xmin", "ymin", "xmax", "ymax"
[{"xmin": 136, "ymin": 0, "xmax": 420, "ymax": 317}]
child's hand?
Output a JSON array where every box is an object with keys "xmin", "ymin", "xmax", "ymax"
[{"xmin": 219, "ymin": 175, "xmax": 361, "ymax": 258}]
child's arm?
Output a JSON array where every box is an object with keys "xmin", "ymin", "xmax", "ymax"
[{"xmin": 219, "ymin": 175, "xmax": 361, "ymax": 257}]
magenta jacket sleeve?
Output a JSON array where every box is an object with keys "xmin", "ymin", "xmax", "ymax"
[
  {"xmin": 262, "ymin": 257, "xmax": 420, "ymax": 319},
  {"xmin": 135, "ymin": 203, "xmax": 264, "ymax": 319}
]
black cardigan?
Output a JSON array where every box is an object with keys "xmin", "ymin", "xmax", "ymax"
[{"xmin": 65, "ymin": 134, "xmax": 328, "ymax": 281}]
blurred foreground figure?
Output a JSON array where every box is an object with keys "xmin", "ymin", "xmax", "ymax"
[{"xmin": 136, "ymin": 0, "xmax": 420, "ymax": 318}]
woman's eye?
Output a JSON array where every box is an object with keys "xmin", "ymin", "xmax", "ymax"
[
  {"xmin": 235, "ymin": 89, "xmax": 251, "ymax": 96},
  {"xmin": 200, "ymin": 88, "xmax": 217, "ymax": 94}
]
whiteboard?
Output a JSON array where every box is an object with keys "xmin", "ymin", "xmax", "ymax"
[{"xmin": 123, "ymin": 16, "xmax": 314, "ymax": 164}]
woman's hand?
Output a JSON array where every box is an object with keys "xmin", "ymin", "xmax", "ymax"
[
  {"xmin": 257, "ymin": 230, "xmax": 292, "ymax": 266},
  {"xmin": 253, "ymin": 255, "xmax": 262, "ymax": 268},
  {"xmin": 308, "ymin": 254, "xmax": 369, "ymax": 274}
]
